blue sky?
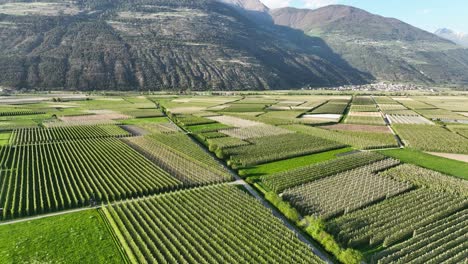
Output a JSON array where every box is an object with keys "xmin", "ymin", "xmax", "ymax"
[{"xmin": 261, "ymin": 0, "xmax": 468, "ymax": 33}]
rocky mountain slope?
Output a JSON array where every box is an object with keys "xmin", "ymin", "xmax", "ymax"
[
  {"xmin": 1, "ymin": 1, "xmax": 467, "ymax": 91},
  {"xmin": 0, "ymin": 0, "xmax": 370, "ymax": 91},
  {"xmin": 271, "ymin": 5, "xmax": 468, "ymax": 85}
]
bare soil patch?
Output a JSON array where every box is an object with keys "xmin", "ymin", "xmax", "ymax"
[
  {"xmin": 348, "ymin": 112, "xmax": 382, "ymax": 117},
  {"xmin": 427, "ymin": 152, "xmax": 468, "ymax": 163},
  {"xmin": 60, "ymin": 114, "xmax": 129, "ymax": 122},
  {"xmin": 321, "ymin": 124, "xmax": 391, "ymax": 133}
]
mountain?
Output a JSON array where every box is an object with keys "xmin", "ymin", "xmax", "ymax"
[
  {"xmin": 217, "ymin": 0, "xmax": 272, "ymax": 23},
  {"xmin": 271, "ymin": 5, "xmax": 468, "ymax": 85},
  {"xmin": 218, "ymin": 0, "xmax": 269, "ymax": 13},
  {"xmin": 0, "ymin": 0, "xmax": 370, "ymax": 91},
  {"xmin": 435, "ymin": 28, "xmax": 468, "ymax": 47}
]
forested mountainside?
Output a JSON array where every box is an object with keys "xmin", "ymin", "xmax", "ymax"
[
  {"xmin": 0, "ymin": 0, "xmax": 369, "ymax": 91},
  {"xmin": 271, "ymin": 5, "xmax": 468, "ymax": 85}
]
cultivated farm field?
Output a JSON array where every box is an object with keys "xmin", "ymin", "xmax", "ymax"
[{"xmin": 0, "ymin": 93, "xmax": 466, "ymax": 264}]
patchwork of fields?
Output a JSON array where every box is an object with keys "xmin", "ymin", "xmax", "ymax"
[{"xmin": 0, "ymin": 93, "xmax": 466, "ymax": 264}]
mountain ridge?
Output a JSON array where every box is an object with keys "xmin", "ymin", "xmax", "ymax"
[
  {"xmin": 0, "ymin": 1, "xmax": 467, "ymax": 90},
  {"xmin": 270, "ymin": 5, "xmax": 468, "ymax": 85},
  {"xmin": 0, "ymin": 0, "xmax": 369, "ymax": 91}
]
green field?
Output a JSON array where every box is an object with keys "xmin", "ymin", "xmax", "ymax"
[
  {"xmin": 0, "ymin": 132, "xmax": 10, "ymax": 146},
  {"xmin": 186, "ymin": 122, "xmax": 231, "ymax": 133},
  {"xmin": 378, "ymin": 148, "xmax": 468, "ymax": 180},
  {"xmin": 0, "ymin": 210, "xmax": 123, "ymax": 263},
  {"xmin": 120, "ymin": 116, "xmax": 168, "ymax": 125},
  {"xmin": 1, "ymin": 93, "xmax": 467, "ymax": 264},
  {"xmin": 240, "ymin": 147, "xmax": 354, "ymax": 177}
]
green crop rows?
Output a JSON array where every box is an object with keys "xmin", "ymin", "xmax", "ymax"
[
  {"xmin": 174, "ymin": 114, "xmax": 216, "ymax": 126},
  {"xmin": 285, "ymin": 124, "xmax": 398, "ymax": 149},
  {"xmin": 310, "ymin": 100, "xmax": 349, "ymax": 114},
  {"xmin": 373, "ymin": 209, "xmax": 468, "ymax": 264},
  {"xmin": 263, "ymin": 152, "xmax": 387, "ymax": 192},
  {"xmin": 379, "ymin": 164, "xmax": 468, "ymax": 196},
  {"xmin": 148, "ymin": 133, "xmax": 226, "ymax": 169},
  {"xmin": 0, "ymin": 111, "xmax": 45, "ymax": 116},
  {"xmin": 283, "ymin": 159, "xmax": 409, "ymax": 219},
  {"xmin": 222, "ymin": 133, "xmax": 345, "ymax": 168},
  {"xmin": 328, "ymin": 189, "xmax": 467, "ymax": 249},
  {"xmin": 103, "ymin": 185, "xmax": 324, "ymax": 264},
  {"xmin": 1, "ymin": 94, "xmax": 466, "ymax": 264},
  {"xmin": 11, "ymin": 125, "xmax": 130, "ymax": 144},
  {"xmin": 345, "ymin": 116, "xmax": 386, "ymax": 126},
  {"xmin": 125, "ymin": 136, "xmax": 231, "ymax": 185},
  {"xmin": 394, "ymin": 124, "xmax": 468, "ymax": 154},
  {"xmin": 0, "ymin": 138, "xmax": 182, "ymax": 219}
]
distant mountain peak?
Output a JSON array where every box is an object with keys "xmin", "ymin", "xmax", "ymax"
[
  {"xmin": 435, "ymin": 28, "xmax": 468, "ymax": 47},
  {"xmin": 218, "ymin": 0, "xmax": 269, "ymax": 12},
  {"xmin": 435, "ymin": 28, "xmax": 454, "ymax": 34}
]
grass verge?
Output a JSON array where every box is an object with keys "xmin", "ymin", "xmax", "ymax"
[
  {"xmin": 240, "ymin": 147, "xmax": 354, "ymax": 177},
  {"xmin": 0, "ymin": 209, "xmax": 124, "ymax": 263},
  {"xmin": 378, "ymin": 148, "xmax": 468, "ymax": 180}
]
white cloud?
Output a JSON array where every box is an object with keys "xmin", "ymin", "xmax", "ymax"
[
  {"xmin": 260, "ymin": 0, "xmax": 337, "ymax": 9},
  {"xmin": 418, "ymin": 9, "xmax": 432, "ymax": 15}
]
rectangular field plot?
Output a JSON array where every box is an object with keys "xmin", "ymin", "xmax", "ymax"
[
  {"xmin": 286, "ymin": 124, "xmax": 398, "ymax": 150},
  {"xmin": 372, "ymin": 209, "xmax": 468, "ymax": 264},
  {"xmin": 283, "ymin": 159, "xmax": 409, "ymax": 219},
  {"xmin": 387, "ymin": 114, "xmax": 433, "ymax": 125},
  {"xmin": 124, "ymin": 135, "xmax": 231, "ymax": 185},
  {"xmin": 206, "ymin": 136, "xmax": 250, "ymax": 149},
  {"xmin": 175, "ymin": 114, "xmax": 216, "ymax": 126},
  {"xmin": 222, "ymin": 133, "xmax": 345, "ymax": 168},
  {"xmin": 393, "ymin": 98, "xmax": 434, "ymax": 109},
  {"xmin": 186, "ymin": 123, "xmax": 231, "ymax": 133},
  {"xmin": 416, "ymin": 109, "xmax": 468, "ymax": 121},
  {"xmin": 412, "ymin": 96, "xmax": 468, "ymax": 112},
  {"xmin": 350, "ymin": 105, "xmax": 378, "ymax": 112},
  {"xmin": 221, "ymin": 103, "xmax": 268, "ymax": 112},
  {"xmin": 394, "ymin": 125, "xmax": 468, "ymax": 154},
  {"xmin": 378, "ymin": 104, "xmax": 408, "ymax": 111},
  {"xmin": 239, "ymin": 147, "xmax": 354, "ymax": 177},
  {"xmin": 0, "ymin": 138, "xmax": 182, "ymax": 220},
  {"xmin": 352, "ymin": 96, "xmax": 375, "ymax": 105},
  {"xmin": 328, "ymin": 189, "xmax": 467, "ymax": 249},
  {"xmin": 0, "ymin": 110, "xmax": 45, "ymax": 116},
  {"xmin": 379, "ymin": 164, "xmax": 468, "ymax": 195},
  {"xmin": 122, "ymin": 108, "xmax": 164, "ymax": 118},
  {"xmin": 207, "ymin": 115, "xmax": 261, "ymax": 127},
  {"xmin": 379, "ymin": 149, "xmax": 468, "ymax": 180},
  {"xmin": 220, "ymin": 124, "xmax": 293, "ymax": 139},
  {"xmin": 345, "ymin": 115, "xmax": 386, "ymax": 126},
  {"xmin": 310, "ymin": 100, "xmax": 349, "ymax": 115},
  {"xmin": 0, "ymin": 209, "xmax": 124, "ymax": 263},
  {"xmin": 146, "ymin": 133, "xmax": 229, "ymax": 170},
  {"xmin": 10, "ymin": 125, "xmax": 131, "ymax": 144},
  {"xmin": 0, "ymin": 119, "xmax": 39, "ymax": 130},
  {"xmin": 263, "ymin": 152, "xmax": 387, "ymax": 192},
  {"xmin": 102, "ymin": 185, "xmax": 325, "ymax": 264},
  {"xmin": 59, "ymin": 113, "xmax": 130, "ymax": 122},
  {"xmin": 373, "ymin": 97, "xmax": 398, "ymax": 104}
]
